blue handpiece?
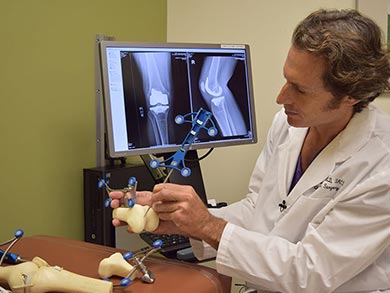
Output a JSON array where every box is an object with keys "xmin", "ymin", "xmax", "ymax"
[{"xmin": 0, "ymin": 249, "xmax": 22, "ymax": 264}]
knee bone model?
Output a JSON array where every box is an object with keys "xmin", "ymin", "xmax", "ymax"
[
  {"xmin": 113, "ymin": 204, "xmax": 159, "ymax": 233},
  {"xmin": 98, "ymin": 252, "xmax": 136, "ymax": 280},
  {"xmin": 0, "ymin": 256, "xmax": 112, "ymax": 293}
]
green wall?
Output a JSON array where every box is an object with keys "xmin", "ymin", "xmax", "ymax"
[{"xmin": 0, "ymin": 0, "xmax": 167, "ymax": 240}]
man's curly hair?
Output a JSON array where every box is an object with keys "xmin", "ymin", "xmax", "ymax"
[{"xmin": 293, "ymin": 9, "xmax": 390, "ymax": 112}]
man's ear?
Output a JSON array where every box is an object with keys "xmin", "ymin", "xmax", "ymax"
[{"xmin": 343, "ymin": 96, "xmax": 359, "ymax": 106}]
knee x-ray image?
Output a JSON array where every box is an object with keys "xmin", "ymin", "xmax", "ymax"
[{"xmin": 198, "ymin": 56, "xmax": 247, "ymax": 137}]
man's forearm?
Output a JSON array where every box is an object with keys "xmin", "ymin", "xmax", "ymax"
[{"xmin": 198, "ymin": 215, "xmax": 228, "ymax": 250}]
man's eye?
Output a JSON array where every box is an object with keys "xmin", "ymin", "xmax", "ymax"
[
  {"xmin": 286, "ymin": 81, "xmax": 306, "ymax": 94},
  {"xmin": 292, "ymin": 85, "xmax": 305, "ymax": 94},
  {"xmin": 292, "ymin": 85, "xmax": 304, "ymax": 94}
]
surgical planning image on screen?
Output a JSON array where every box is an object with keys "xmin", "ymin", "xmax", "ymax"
[{"xmin": 107, "ymin": 47, "xmax": 253, "ymax": 152}]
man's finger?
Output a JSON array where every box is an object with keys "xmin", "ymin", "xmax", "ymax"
[
  {"xmin": 151, "ymin": 184, "xmax": 192, "ymax": 203},
  {"xmin": 110, "ymin": 199, "xmax": 120, "ymax": 208},
  {"xmin": 109, "ymin": 191, "xmax": 126, "ymax": 199}
]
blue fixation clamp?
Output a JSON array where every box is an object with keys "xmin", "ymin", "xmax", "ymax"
[
  {"xmin": 110, "ymin": 241, "xmax": 163, "ymax": 286},
  {"xmin": 150, "ymin": 108, "xmax": 217, "ymax": 177},
  {"xmin": 99, "ymin": 177, "xmax": 138, "ymax": 208}
]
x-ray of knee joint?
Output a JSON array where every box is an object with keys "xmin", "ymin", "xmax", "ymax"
[
  {"xmin": 133, "ymin": 52, "xmax": 172, "ymax": 145},
  {"xmin": 198, "ymin": 56, "xmax": 246, "ymax": 137}
]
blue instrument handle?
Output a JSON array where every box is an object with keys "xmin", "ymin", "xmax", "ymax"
[{"xmin": 0, "ymin": 249, "xmax": 20, "ymax": 264}]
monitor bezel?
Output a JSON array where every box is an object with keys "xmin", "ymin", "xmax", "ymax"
[{"xmin": 99, "ymin": 40, "xmax": 257, "ymax": 158}]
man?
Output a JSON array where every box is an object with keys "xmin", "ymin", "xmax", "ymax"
[{"xmin": 111, "ymin": 9, "xmax": 390, "ymax": 292}]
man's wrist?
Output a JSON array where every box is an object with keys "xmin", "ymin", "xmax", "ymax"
[{"xmin": 200, "ymin": 215, "xmax": 227, "ymax": 250}]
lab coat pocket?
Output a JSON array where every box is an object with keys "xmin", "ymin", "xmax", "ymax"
[{"xmin": 270, "ymin": 196, "xmax": 332, "ymax": 243}]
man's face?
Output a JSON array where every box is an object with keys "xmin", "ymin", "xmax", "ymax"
[{"xmin": 276, "ymin": 46, "xmax": 352, "ymax": 129}]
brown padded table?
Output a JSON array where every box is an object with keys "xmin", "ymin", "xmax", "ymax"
[{"xmin": 0, "ymin": 235, "xmax": 231, "ymax": 292}]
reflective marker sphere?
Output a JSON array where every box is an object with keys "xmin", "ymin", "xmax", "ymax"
[
  {"xmin": 128, "ymin": 198, "xmax": 136, "ymax": 208},
  {"xmin": 120, "ymin": 278, "xmax": 131, "ymax": 287},
  {"xmin": 97, "ymin": 179, "xmax": 106, "ymax": 188},
  {"xmin": 208, "ymin": 127, "xmax": 218, "ymax": 137},
  {"xmin": 104, "ymin": 198, "xmax": 112, "ymax": 208},
  {"xmin": 180, "ymin": 167, "xmax": 191, "ymax": 177},
  {"xmin": 14, "ymin": 229, "xmax": 24, "ymax": 238},
  {"xmin": 123, "ymin": 251, "xmax": 133, "ymax": 260},
  {"xmin": 128, "ymin": 177, "xmax": 137, "ymax": 186},
  {"xmin": 175, "ymin": 115, "xmax": 185, "ymax": 124},
  {"xmin": 150, "ymin": 159, "xmax": 160, "ymax": 169},
  {"xmin": 152, "ymin": 239, "xmax": 163, "ymax": 248}
]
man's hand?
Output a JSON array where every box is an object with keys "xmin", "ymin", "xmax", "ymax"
[
  {"xmin": 109, "ymin": 190, "xmax": 153, "ymax": 228},
  {"xmin": 109, "ymin": 190, "xmax": 182, "ymax": 235},
  {"xmin": 151, "ymin": 183, "xmax": 227, "ymax": 249}
]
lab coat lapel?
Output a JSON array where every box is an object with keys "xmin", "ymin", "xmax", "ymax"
[
  {"xmin": 277, "ymin": 126, "xmax": 307, "ymax": 198},
  {"xmin": 287, "ymin": 144, "xmax": 338, "ymax": 203},
  {"xmin": 286, "ymin": 106, "xmax": 373, "ymax": 204}
]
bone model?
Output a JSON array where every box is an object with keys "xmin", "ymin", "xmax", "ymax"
[
  {"xmin": 0, "ymin": 256, "xmax": 113, "ymax": 293},
  {"xmin": 112, "ymin": 204, "xmax": 159, "ymax": 233},
  {"xmin": 98, "ymin": 252, "xmax": 136, "ymax": 280}
]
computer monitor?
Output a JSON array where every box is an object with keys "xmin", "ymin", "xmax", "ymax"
[{"xmin": 99, "ymin": 41, "xmax": 257, "ymax": 159}]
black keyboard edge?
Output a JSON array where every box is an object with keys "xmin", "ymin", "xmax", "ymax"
[{"xmin": 140, "ymin": 232, "xmax": 191, "ymax": 259}]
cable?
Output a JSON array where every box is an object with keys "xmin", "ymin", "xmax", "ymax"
[{"xmin": 184, "ymin": 148, "xmax": 214, "ymax": 163}]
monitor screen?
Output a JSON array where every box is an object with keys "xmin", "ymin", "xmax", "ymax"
[{"xmin": 99, "ymin": 41, "xmax": 257, "ymax": 158}]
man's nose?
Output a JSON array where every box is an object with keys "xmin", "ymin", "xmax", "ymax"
[{"xmin": 276, "ymin": 83, "xmax": 291, "ymax": 105}]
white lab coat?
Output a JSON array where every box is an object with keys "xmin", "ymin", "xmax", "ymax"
[{"xmin": 191, "ymin": 104, "xmax": 390, "ymax": 293}]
